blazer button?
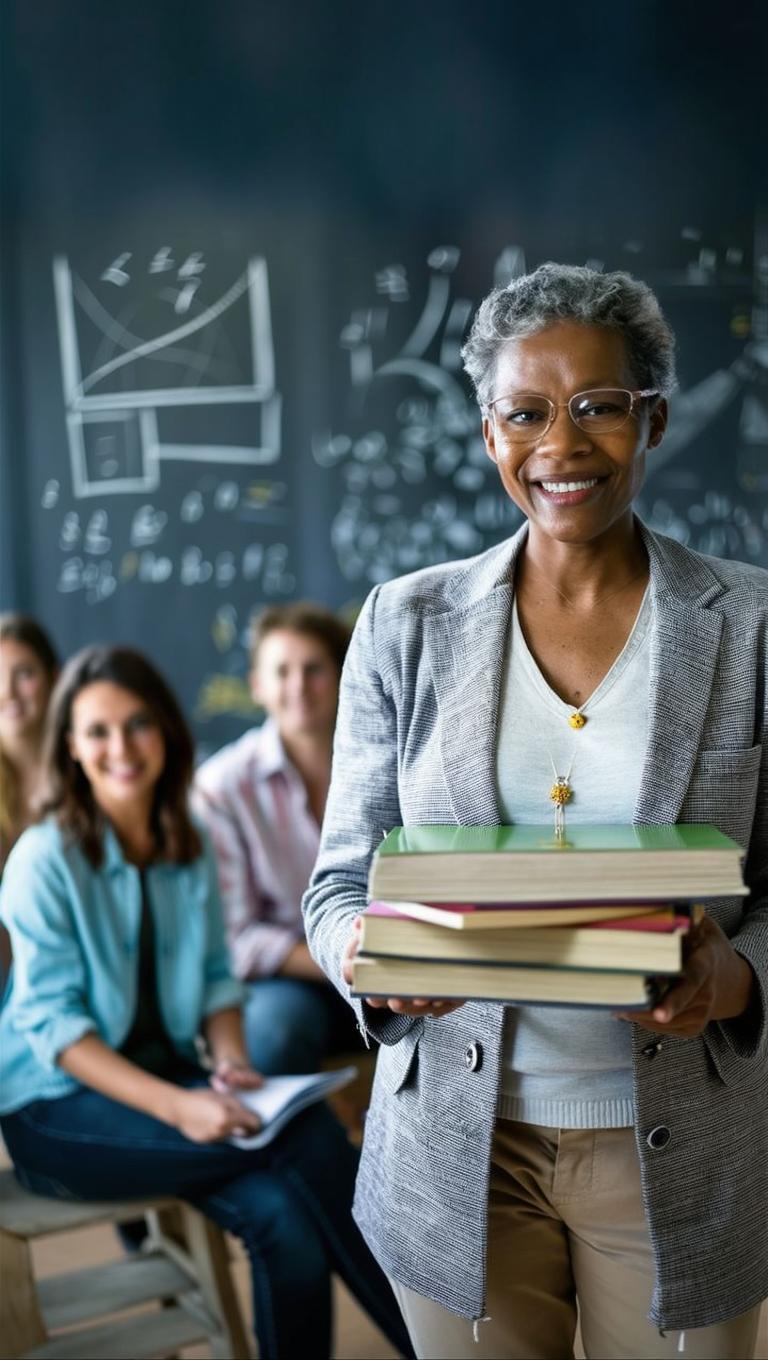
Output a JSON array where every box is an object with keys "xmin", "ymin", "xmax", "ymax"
[
  {"xmin": 641, "ymin": 1040, "xmax": 663, "ymax": 1059},
  {"xmin": 465, "ymin": 1042, "xmax": 483, "ymax": 1073},
  {"xmin": 646, "ymin": 1125, "xmax": 672, "ymax": 1150}
]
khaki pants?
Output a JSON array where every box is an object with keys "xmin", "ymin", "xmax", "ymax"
[{"xmin": 389, "ymin": 1121, "xmax": 761, "ymax": 1360}]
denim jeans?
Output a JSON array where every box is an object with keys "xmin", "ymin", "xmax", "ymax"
[
  {"xmin": 1, "ymin": 1079, "xmax": 411, "ymax": 1360},
  {"xmin": 244, "ymin": 977, "xmax": 365, "ymax": 1075}
]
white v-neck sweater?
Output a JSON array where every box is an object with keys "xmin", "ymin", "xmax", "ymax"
[{"xmin": 495, "ymin": 589, "xmax": 652, "ymax": 1128}]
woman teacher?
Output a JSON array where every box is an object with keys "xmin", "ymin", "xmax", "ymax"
[{"xmin": 303, "ymin": 264, "xmax": 767, "ymax": 1359}]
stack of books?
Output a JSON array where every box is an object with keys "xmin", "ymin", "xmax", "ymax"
[{"xmin": 351, "ymin": 824, "xmax": 747, "ymax": 1008}]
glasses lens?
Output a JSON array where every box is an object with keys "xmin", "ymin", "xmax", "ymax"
[
  {"xmin": 492, "ymin": 393, "xmax": 553, "ymax": 442},
  {"xmin": 570, "ymin": 389, "xmax": 632, "ymax": 433}
]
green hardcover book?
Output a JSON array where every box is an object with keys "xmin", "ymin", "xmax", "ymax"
[{"xmin": 368, "ymin": 824, "xmax": 747, "ymax": 904}]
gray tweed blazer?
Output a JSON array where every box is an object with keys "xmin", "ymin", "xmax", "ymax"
[{"xmin": 303, "ymin": 521, "xmax": 768, "ymax": 1332}]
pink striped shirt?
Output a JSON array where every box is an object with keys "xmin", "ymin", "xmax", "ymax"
[{"xmin": 192, "ymin": 720, "xmax": 321, "ymax": 980}]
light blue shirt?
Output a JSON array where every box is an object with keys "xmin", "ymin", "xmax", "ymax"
[{"xmin": 0, "ymin": 819, "xmax": 244, "ymax": 1115}]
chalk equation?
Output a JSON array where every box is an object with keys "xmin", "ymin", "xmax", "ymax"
[
  {"xmin": 314, "ymin": 244, "xmax": 525, "ymax": 584},
  {"xmin": 46, "ymin": 480, "xmax": 295, "ymax": 607},
  {"xmin": 315, "ymin": 224, "xmax": 768, "ymax": 584},
  {"xmin": 53, "ymin": 250, "xmax": 281, "ymax": 499}
]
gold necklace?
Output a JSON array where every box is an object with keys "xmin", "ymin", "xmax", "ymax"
[{"xmin": 525, "ymin": 563, "xmax": 648, "ymax": 729}]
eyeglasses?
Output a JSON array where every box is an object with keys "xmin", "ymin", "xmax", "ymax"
[{"xmin": 487, "ymin": 388, "xmax": 659, "ymax": 444}]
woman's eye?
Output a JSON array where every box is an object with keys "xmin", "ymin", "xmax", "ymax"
[
  {"xmin": 127, "ymin": 714, "xmax": 153, "ymax": 733},
  {"xmin": 581, "ymin": 400, "xmax": 623, "ymax": 418},
  {"xmin": 504, "ymin": 408, "xmax": 545, "ymax": 426}
]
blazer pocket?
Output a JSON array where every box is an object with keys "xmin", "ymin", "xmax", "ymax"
[
  {"xmin": 683, "ymin": 744, "xmax": 763, "ymax": 845},
  {"xmin": 376, "ymin": 1021, "xmax": 423, "ymax": 1096},
  {"xmin": 694, "ymin": 744, "xmax": 762, "ymax": 777}
]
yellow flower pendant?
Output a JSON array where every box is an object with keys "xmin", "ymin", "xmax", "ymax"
[
  {"xmin": 549, "ymin": 778, "xmax": 572, "ymax": 806},
  {"xmin": 569, "ymin": 711, "xmax": 587, "ymax": 729},
  {"xmin": 549, "ymin": 776, "xmax": 572, "ymax": 837}
]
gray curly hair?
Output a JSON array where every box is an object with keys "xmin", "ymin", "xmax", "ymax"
[{"xmin": 461, "ymin": 262, "xmax": 677, "ymax": 411}]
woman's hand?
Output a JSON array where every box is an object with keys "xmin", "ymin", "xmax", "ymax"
[
  {"xmin": 616, "ymin": 914, "xmax": 756, "ymax": 1038},
  {"xmin": 170, "ymin": 1087, "xmax": 262, "ymax": 1143},
  {"xmin": 209, "ymin": 1058, "xmax": 264, "ymax": 1094},
  {"xmin": 342, "ymin": 917, "xmax": 466, "ymax": 1019}
]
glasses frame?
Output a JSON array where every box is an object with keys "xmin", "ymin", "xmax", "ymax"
[{"xmin": 487, "ymin": 387, "xmax": 660, "ymax": 442}]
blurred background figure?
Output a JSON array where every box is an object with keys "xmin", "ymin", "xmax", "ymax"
[
  {"xmin": 0, "ymin": 615, "xmax": 59, "ymax": 978},
  {"xmin": 0, "ymin": 643, "xmax": 411, "ymax": 1360},
  {"xmin": 194, "ymin": 602, "xmax": 362, "ymax": 1074},
  {"xmin": 0, "ymin": 615, "xmax": 59, "ymax": 869}
]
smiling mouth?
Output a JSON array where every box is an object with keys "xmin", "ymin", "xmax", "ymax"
[{"xmin": 536, "ymin": 476, "xmax": 602, "ymax": 493}]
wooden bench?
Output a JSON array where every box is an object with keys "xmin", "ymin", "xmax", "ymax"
[{"xmin": 0, "ymin": 1169, "xmax": 251, "ymax": 1359}]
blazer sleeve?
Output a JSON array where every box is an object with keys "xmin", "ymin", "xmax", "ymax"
[
  {"xmin": 303, "ymin": 585, "xmax": 415, "ymax": 1045},
  {"xmin": 0, "ymin": 835, "xmax": 97, "ymax": 1069},
  {"xmin": 704, "ymin": 736, "xmax": 768, "ymax": 1091}
]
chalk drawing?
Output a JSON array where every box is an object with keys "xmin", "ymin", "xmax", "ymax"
[
  {"xmin": 317, "ymin": 223, "xmax": 768, "ymax": 583},
  {"xmin": 53, "ymin": 253, "xmax": 281, "ymax": 497}
]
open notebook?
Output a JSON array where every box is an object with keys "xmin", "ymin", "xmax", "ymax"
[{"xmin": 229, "ymin": 1066, "xmax": 358, "ymax": 1149}]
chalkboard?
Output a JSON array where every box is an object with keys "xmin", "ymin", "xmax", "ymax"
[{"xmin": 2, "ymin": 4, "xmax": 766, "ymax": 755}]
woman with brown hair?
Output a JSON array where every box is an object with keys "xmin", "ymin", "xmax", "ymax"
[
  {"xmin": 0, "ymin": 614, "xmax": 59, "ymax": 871},
  {"xmin": 0, "ymin": 614, "xmax": 59, "ymax": 979},
  {"xmin": 0, "ymin": 643, "xmax": 411, "ymax": 1360}
]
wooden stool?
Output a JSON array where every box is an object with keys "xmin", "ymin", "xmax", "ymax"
[{"xmin": 0, "ymin": 1168, "xmax": 251, "ymax": 1359}]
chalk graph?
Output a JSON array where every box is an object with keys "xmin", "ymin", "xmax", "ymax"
[{"xmin": 53, "ymin": 252, "xmax": 281, "ymax": 498}]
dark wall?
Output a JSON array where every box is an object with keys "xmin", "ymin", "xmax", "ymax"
[{"xmin": 2, "ymin": 1, "xmax": 766, "ymax": 753}]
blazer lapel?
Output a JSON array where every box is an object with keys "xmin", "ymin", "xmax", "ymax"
[
  {"xmin": 422, "ymin": 520, "xmax": 725, "ymax": 829},
  {"xmin": 634, "ymin": 527, "xmax": 725, "ymax": 824},
  {"xmin": 425, "ymin": 537, "xmax": 524, "ymax": 826}
]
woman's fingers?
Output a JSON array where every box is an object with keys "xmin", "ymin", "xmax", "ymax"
[
  {"xmin": 221, "ymin": 1094, "xmax": 261, "ymax": 1134},
  {"xmin": 210, "ymin": 1060, "xmax": 264, "ymax": 1092},
  {"xmin": 363, "ymin": 995, "xmax": 465, "ymax": 1016},
  {"xmin": 341, "ymin": 918, "xmax": 362, "ymax": 985}
]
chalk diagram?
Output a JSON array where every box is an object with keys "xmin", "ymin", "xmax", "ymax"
[
  {"xmin": 316, "ymin": 227, "xmax": 768, "ymax": 585},
  {"xmin": 314, "ymin": 244, "xmax": 521, "ymax": 586},
  {"xmin": 53, "ymin": 251, "xmax": 281, "ymax": 498}
]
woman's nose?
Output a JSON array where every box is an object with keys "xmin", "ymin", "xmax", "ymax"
[
  {"xmin": 108, "ymin": 727, "xmax": 130, "ymax": 758},
  {"xmin": 536, "ymin": 405, "xmax": 593, "ymax": 456}
]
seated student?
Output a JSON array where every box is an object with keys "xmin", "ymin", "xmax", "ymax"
[
  {"xmin": 194, "ymin": 603, "xmax": 362, "ymax": 1074},
  {"xmin": 0, "ymin": 614, "xmax": 59, "ymax": 869},
  {"xmin": 0, "ymin": 614, "xmax": 59, "ymax": 979},
  {"xmin": 0, "ymin": 644, "xmax": 411, "ymax": 1360}
]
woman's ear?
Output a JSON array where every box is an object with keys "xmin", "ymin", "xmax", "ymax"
[
  {"xmin": 482, "ymin": 414, "xmax": 499, "ymax": 464},
  {"xmin": 647, "ymin": 397, "xmax": 668, "ymax": 450}
]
